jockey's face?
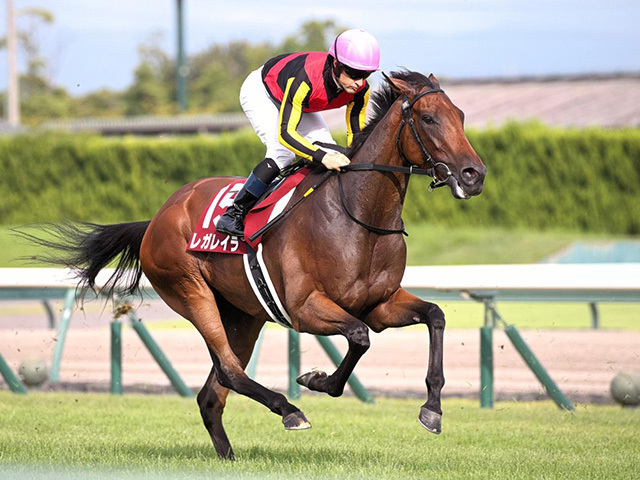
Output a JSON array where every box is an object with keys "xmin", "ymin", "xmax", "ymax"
[
  {"xmin": 337, "ymin": 72, "xmax": 364, "ymax": 94},
  {"xmin": 333, "ymin": 60, "xmax": 367, "ymax": 94}
]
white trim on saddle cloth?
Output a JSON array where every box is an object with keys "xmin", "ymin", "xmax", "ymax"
[{"xmin": 242, "ymin": 243, "xmax": 293, "ymax": 328}]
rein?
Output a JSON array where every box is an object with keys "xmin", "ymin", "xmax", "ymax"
[
  {"xmin": 249, "ymin": 87, "xmax": 454, "ymax": 240},
  {"xmin": 335, "ymin": 87, "xmax": 451, "ymax": 236}
]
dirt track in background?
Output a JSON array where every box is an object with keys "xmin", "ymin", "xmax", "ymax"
[{"xmin": 2, "ymin": 299, "xmax": 639, "ymax": 404}]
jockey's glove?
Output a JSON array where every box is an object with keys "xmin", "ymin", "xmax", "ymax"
[{"xmin": 322, "ymin": 153, "xmax": 351, "ymax": 171}]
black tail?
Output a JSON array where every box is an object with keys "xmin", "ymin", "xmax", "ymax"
[{"xmin": 18, "ymin": 221, "xmax": 150, "ymax": 298}]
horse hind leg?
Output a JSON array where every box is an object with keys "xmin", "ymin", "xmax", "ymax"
[
  {"xmin": 197, "ymin": 296, "xmax": 270, "ymax": 460},
  {"xmin": 152, "ymin": 278, "xmax": 311, "ymax": 440},
  {"xmin": 197, "ymin": 368, "xmax": 234, "ymax": 459}
]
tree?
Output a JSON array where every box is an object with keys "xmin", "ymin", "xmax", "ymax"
[
  {"xmin": 188, "ymin": 40, "xmax": 273, "ymax": 112},
  {"xmin": 278, "ymin": 19, "xmax": 345, "ymax": 54},
  {"xmin": 0, "ymin": 7, "xmax": 71, "ymax": 125},
  {"xmin": 123, "ymin": 33, "xmax": 173, "ymax": 116},
  {"xmin": 187, "ymin": 19, "xmax": 345, "ymax": 113},
  {"xmin": 71, "ymin": 89, "xmax": 124, "ymax": 118}
]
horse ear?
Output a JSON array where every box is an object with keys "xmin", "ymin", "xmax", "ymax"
[
  {"xmin": 428, "ymin": 73, "xmax": 441, "ymax": 89},
  {"xmin": 382, "ymin": 72, "xmax": 417, "ymax": 96}
]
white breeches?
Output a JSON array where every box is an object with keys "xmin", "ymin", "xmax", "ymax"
[{"xmin": 239, "ymin": 68, "xmax": 336, "ymax": 169}]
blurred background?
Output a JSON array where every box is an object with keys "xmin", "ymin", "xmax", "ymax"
[
  {"xmin": 1, "ymin": 0, "xmax": 639, "ymax": 426},
  {"xmin": 1, "ymin": 1, "xmax": 639, "ymax": 265},
  {"xmin": 1, "ymin": 1, "xmax": 638, "ymax": 127},
  {"xmin": 0, "ymin": 0, "xmax": 639, "ymax": 273}
]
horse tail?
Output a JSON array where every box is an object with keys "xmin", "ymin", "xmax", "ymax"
[{"xmin": 21, "ymin": 221, "xmax": 150, "ymax": 298}]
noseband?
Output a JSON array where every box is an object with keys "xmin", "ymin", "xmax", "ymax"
[{"xmin": 396, "ymin": 88, "xmax": 452, "ymax": 190}]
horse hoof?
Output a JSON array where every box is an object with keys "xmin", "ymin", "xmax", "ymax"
[
  {"xmin": 296, "ymin": 370, "xmax": 327, "ymax": 389},
  {"xmin": 418, "ymin": 406, "xmax": 442, "ymax": 434},
  {"xmin": 282, "ymin": 411, "xmax": 312, "ymax": 431}
]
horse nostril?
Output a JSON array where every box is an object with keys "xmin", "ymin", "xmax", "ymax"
[{"xmin": 461, "ymin": 167, "xmax": 479, "ymax": 184}]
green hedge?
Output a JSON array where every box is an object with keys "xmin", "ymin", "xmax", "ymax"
[
  {"xmin": 1, "ymin": 123, "xmax": 639, "ymax": 233},
  {"xmin": 403, "ymin": 122, "xmax": 640, "ymax": 234},
  {"xmin": 0, "ymin": 131, "xmax": 263, "ymax": 224}
]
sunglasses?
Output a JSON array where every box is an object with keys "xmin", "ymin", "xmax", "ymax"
[{"xmin": 341, "ymin": 64, "xmax": 373, "ymax": 81}]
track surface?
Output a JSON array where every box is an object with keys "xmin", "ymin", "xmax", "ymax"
[{"xmin": 1, "ymin": 299, "xmax": 638, "ymax": 403}]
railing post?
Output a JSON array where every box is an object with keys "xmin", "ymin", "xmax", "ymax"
[
  {"xmin": 480, "ymin": 325, "xmax": 494, "ymax": 408},
  {"xmin": 0, "ymin": 350, "xmax": 27, "ymax": 394},
  {"xmin": 110, "ymin": 320, "xmax": 123, "ymax": 395},
  {"xmin": 127, "ymin": 311, "xmax": 194, "ymax": 397},
  {"xmin": 478, "ymin": 296, "xmax": 496, "ymax": 408},
  {"xmin": 589, "ymin": 302, "xmax": 599, "ymax": 329},
  {"xmin": 288, "ymin": 329, "xmax": 301, "ymax": 399},
  {"xmin": 50, "ymin": 288, "xmax": 76, "ymax": 383},
  {"xmin": 504, "ymin": 324, "xmax": 575, "ymax": 411}
]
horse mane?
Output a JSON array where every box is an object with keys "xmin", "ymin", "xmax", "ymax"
[{"xmin": 347, "ymin": 70, "xmax": 436, "ymax": 158}]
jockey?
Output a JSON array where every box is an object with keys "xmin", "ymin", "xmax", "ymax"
[{"xmin": 215, "ymin": 28, "xmax": 381, "ymax": 238}]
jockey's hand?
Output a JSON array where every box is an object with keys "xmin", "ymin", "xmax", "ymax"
[{"xmin": 322, "ymin": 153, "xmax": 351, "ymax": 171}]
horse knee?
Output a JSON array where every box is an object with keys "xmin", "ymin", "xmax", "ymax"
[{"xmin": 424, "ymin": 303, "xmax": 446, "ymax": 329}]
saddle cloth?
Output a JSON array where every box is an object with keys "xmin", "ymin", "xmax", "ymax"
[{"xmin": 187, "ymin": 168, "xmax": 310, "ymax": 254}]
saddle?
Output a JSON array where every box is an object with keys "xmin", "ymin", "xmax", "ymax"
[{"xmin": 187, "ymin": 164, "xmax": 310, "ymax": 255}]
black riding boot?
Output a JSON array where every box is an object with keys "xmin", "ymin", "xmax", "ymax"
[
  {"xmin": 215, "ymin": 186, "xmax": 259, "ymax": 238},
  {"xmin": 216, "ymin": 159, "xmax": 280, "ymax": 238}
]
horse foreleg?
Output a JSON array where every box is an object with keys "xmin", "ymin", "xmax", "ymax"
[
  {"xmin": 296, "ymin": 291, "xmax": 371, "ymax": 397},
  {"xmin": 364, "ymin": 287, "xmax": 445, "ymax": 434}
]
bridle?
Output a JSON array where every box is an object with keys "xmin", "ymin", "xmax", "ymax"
[
  {"xmin": 395, "ymin": 87, "xmax": 452, "ymax": 190},
  {"xmin": 336, "ymin": 87, "xmax": 453, "ymax": 235},
  {"xmin": 248, "ymin": 87, "xmax": 457, "ymax": 241}
]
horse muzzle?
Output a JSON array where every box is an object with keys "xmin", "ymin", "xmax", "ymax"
[{"xmin": 450, "ymin": 163, "xmax": 486, "ymax": 199}]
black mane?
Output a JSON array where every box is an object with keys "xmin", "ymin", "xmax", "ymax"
[{"xmin": 347, "ymin": 70, "xmax": 436, "ymax": 157}]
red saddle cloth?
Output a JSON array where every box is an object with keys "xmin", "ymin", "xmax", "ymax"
[{"xmin": 187, "ymin": 168, "xmax": 310, "ymax": 254}]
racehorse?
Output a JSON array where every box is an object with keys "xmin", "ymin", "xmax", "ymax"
[{"xmin": 39, "ymin": 71, "xmax": 486, "ymax": 459}]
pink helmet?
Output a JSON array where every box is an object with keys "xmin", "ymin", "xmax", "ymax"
[{"xmin": 329, "ymin": 29, "xmax": 380, "ymax": 71}]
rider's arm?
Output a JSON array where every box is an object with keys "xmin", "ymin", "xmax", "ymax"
[
  {"xmin": 345, "ymin": 84, "xmax": 370, "ymax": 147},
  {"xmin": 278, "ymin": 77, "xmax": 326, "ymax": 163}
]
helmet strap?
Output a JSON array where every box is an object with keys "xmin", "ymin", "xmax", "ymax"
[{"xmin": 333, "ymin": 32, "xmax": 342, "ymax": 64}]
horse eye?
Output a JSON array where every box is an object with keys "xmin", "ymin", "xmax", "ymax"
[{"xmin": 421, "ymin": 114, "xmax": 435, "ymax": 125}]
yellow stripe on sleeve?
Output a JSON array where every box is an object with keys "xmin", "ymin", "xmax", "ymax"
[
  {"xmin": 278, "ymin": 78, "xmax": 320, "ymax": 161},
  {"xmin": 346, "ymin": 87, "xmax": 370, "ymax": 147}
]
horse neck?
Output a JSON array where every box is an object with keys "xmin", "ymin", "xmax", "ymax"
[{"xmin": 342, "ymin": 103, "xmax": 409, "ymax": 227}]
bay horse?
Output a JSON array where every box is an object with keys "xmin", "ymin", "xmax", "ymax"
[{"xmin": 42, "ymin": 71, "xmax": 486, "ymax": 459}]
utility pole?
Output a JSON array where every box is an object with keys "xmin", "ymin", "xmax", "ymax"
[
  {"xmin": 6, "ymin": 0, "xmax": 20, "ymax": 126},
  {"xmin": 176, "ymin": 0, "xmax": 188, "ymax": 111}
]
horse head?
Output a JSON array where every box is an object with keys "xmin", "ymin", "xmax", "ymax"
[{"xmin": 384, "ymin": 72, "xmax": 486, "ymax": 199}]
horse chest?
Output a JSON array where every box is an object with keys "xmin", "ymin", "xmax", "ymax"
[{"xmin": 336, "ymin": 264, "xmax": 403, "ymax": 314}]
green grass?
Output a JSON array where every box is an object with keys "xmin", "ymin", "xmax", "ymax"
[
  {"xmin": 0, "ymin": 392, "xmax": 638, "ymax": 479},
  {"xmin": 403, "ymin": 224, "xmax": 632, "ymax": 265},
  {"xmin": 146, "ymin": 301, "xmax": 640, "ymax": 331}
]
